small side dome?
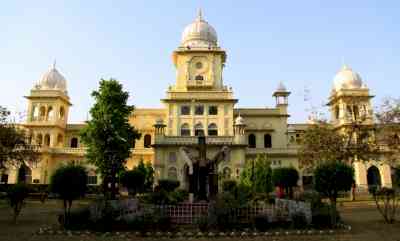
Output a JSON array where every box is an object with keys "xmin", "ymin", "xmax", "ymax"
[
  {"xmin": 287, "ymin": 125, "xmax": 296, "ymax": 132},
  {"xmin": 276, "ymin": 81, "xmax": 287, "ymax": 92},
  {"xmin": 235, "ymin": 115, "xmax": 245, "ymax": 125},
  {"xmin": 181, "ymin": 9, "xmax": 218, "ymax": 48},
  {"xmin": 36, "ymin": 62, "xmax": 67, "ymax": 93},
  {"xmin": 155, "ymin": 117, "xmax": 164, "ymax": 125},
  {"xmin": 333, "ymin": 65, "xmax": 363, "ymax": 91}
]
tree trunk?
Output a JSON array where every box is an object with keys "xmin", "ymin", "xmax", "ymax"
[
  {"xmin": 63, "ymin": 199, "xmax": 68, "ymax": 228},
  {"xmin": 329, "ymin": 197, "xmax": 337, "ymax": 227},
  {"xmin": 13, "ymin": 202, "xmax": 22, "ymax": 224}
]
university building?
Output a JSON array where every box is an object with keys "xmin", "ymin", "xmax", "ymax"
[{"xmin": 0, "ymin": 11, "xmax": 395, "ymax": 191}]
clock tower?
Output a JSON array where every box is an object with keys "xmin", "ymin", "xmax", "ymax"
[
  {"xmin": 161, "ymin": 10, "xmax": 236, "ymax": 137},
  {"xmin": 171, "ymin": 10, "xmax": 226, "ymax": 91}
]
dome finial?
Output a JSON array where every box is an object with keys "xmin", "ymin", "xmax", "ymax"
[
  {"xmin": 52, "ymin": 59, "xmax": 57, "ymax": 69},
  {"xmin": 197, "ymin": 8, "xmax": 203, "ymax": 21}
]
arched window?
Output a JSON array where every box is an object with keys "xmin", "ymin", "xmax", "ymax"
[
  {"xmin": 264, "ymin": 134, "xmax": 272, "ymax": 148},
  {"xmin": 208, "ymin": 123, "xmax": 218, "ymax": 136},
  {"xmin": 194, "ymin": 123, "xmax": 204, "ymax": 136},
  {"xmin": 181, "ymin": 123, "xmax": 191, "ymax": 136},
  {"xmin": 168, "ymin": 167, "xmax": 178, "ymax": 180},
  {"xmin": 32, "ymin": 105, "xmax": 39, "ymax": 121},
  {"xmin": 36, "ymin": 133, "xmax": 43, "ymax": 145},
  {"xmin": 57, "ymin": 134, "xmax": 63, "ymax": 147},
  {"xmin": 248, "ymin": 133, "xmax": 256, "ymax": 148},
  {"xmin": 168, "ymin": 152, "xmax": 177, "ymax": 163},
  {"xmin": 59, "ymin": 107, "xmax": 65, "ymax": 120},
  {"xmin": 335, "ymin": 106, "xmax": 340, "ymax": 119},
  {"xmin": 39, "ymin": 106, "xmax": 46, "ymax": 121},
  {"xmin": 195, "ymin": 75, "xmax": 204, "ymax": 81},
  {"xmin": 353, "ymin": 105, "xmax": 359, "ymax": 120},
  {"xmin": 144, "ymin": 134, "xmax": 152, "ymax": 148},
  {"xmin": 70, "ymin": 137, "xmax": 78, "ymax": 148},
  {"xmin": 44, "ymin": 134, "xmax": 51, "ymax": 146},
  {"xmin": 394, "ymin": 134, "xmax": 400, "ymax": 145},
  {"xmin": 222, "ymin": 167, "xmax": 231, "ymax": 179},
  {"xmin": 47, "ymin": 106, "xmax": 54, "ymax": 121}
]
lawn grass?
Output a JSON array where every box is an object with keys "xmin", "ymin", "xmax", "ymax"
[{"xmin": 0, "ymin": 199, "xmax": 399, "ymax": 241}]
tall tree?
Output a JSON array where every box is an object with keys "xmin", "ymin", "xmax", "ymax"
[
  {"xmin": 0, "ymin": 106, "xmax": 39, "ymax": 170},
  {"xmin": 314, "ymin": 162, "xmax": 354, "ymax": 226},
  {"xmin": 375, "ymin": 97, "xmax": 400, "ymax": 166},
  {"xmin": 80, "ymin": 79, "xmax": 141, "ymax": 199},
  {"xmin": 240, "ymin": 154, "xmax": 273, "ymax": 194},
  {"xmin": 50, "ymin": 164, "xmax": 87, "ymax": 227},
  {"xmin": 298, "ymin": 120, "xmax": 377, "ymax": 168},
  {"xmin": 298, "ymin": 122, "xmax": 348, "ymax": 167}
]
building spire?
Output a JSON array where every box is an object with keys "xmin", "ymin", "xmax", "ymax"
[
  {"xmin": 52, "ymin": 59, "xmax": 57, "ymax": 69},
  {"xmin": 197, "ymin": 8, "xmax": 203, "ymax": 21}
]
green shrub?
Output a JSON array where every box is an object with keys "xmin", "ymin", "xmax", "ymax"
[
  {"xmin": 312, "ymin": 204, "xmax": 340, "ymax": 228},
  {"xmin": 153, "ymin": 208, "xmax": 171, "ymax": 231},
  {"xmin": 50, "ymin": 164, "xmax": 87, "ymax": 228},
  {"xmin": 123, "ymin": 215, "xmax": 146, "ymax": 231},
  {"xmin": 272, "ymin": 167, "xmax": 299, "ymax": 198},
  {"xmin": 120, "ymin": 169, "xmax": 145, "ymax": 196},
  {"xmin": 314, "ymin": 162, "xmax": 353, "ymax": 226},
  {"xmin": 298, "ymin": 190, "xmax": 323, "ymax": 210},
  {"xmin": 196, "ymin": 215, "xmax": 209, "ymax": 232},
  {"xmin": 253, "ymin": 214, "xmax": 270, "ymax": 231},
  {"xmin": 6, "ymin": 183, "xmax": 30, "ymax": 224},
  {"xmin": 210, "ymin": 192, "xmax": 240, "ymax": 230},
  {"xmin": 222, "ymin": 179, "xmax": 237, "ymax": 193},
  {"xmin": 61, "ymin": 207, "xmax": 91, "ymax": 230},
  {"xmin": 157, "ymin": 179, "xmax": 180, "ymax": 192},
  {"xmin": 169, "ymin": 189, "xmax": 188, "ymax": 203},
  {"xmin": 291, "ymin": 211, "xmax": 308, "ymax": 229}
]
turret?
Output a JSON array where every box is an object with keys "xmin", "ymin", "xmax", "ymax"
[
  {"xmin": 233, "ymin": 114, "xmax": 246, "ymax": 145},
  {"xmin": 272, "ymin": 82, "xmax": 290, "ymax": 114},
  {"xmin": 24, "ymin": 62, "xmax": 71, "ymax": 148}
]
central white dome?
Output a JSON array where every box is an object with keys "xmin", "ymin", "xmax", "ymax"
[
  {"xmin": 333, "ymin": 65, "xmax": 363, "ymax": 91},
  {"xmin": 181, "ymin": 10, "xmax": 218, "ymax": 47},
  {"xmin": 36, "ymin": 63, "xmax": 67, "ymax": 93}
]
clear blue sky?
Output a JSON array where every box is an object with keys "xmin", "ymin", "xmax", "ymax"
[{"xmin": 1, "ymin": 0, "xmax": 399, "ymax": 123}]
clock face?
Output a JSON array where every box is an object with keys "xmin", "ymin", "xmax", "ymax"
[
  {"xmin": 190, "ymin": 57, "xmax": 208, "ymax": 75},
  {"xmin": 195, "ymin": 62, "xmax": 203, "ymax": 69}
]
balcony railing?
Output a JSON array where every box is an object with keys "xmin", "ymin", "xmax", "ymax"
[
  {"xmin": 245, "ymin": 147, "xmax": 298, "ymax": 155},
  {"xmin": 154, "ymin": 136, "xmax": 234, "ymax": 146}
]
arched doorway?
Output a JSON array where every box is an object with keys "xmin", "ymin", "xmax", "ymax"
[{"xmin": 367, "ymin": 165, "xmax": 381, "ymax": 192}]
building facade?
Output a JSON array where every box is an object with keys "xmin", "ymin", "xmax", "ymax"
[{"xmin": 0, "ymin": 11, "xmax": 395, "ymax": 191}]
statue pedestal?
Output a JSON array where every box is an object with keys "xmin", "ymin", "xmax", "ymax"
[{"xmin": 189, "ymin": 193, "xmax": 194, "ymax": 203}]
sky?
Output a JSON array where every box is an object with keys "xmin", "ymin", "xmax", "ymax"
[{"xmin": 0, "ymin": 0, "xmax": 399, "ymax": 123}]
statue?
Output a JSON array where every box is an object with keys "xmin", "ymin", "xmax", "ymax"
[{"xmin": 180, "ymin": 135, "xmax": 230, "ymax": 201}]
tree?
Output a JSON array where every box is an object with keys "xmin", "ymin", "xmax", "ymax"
[
  {"xmin": 272, "ymin": 167, "xmax": 299, "ymax": 198},
  {"xmin": 298, "ymin": 120, "xmax": 377, "ymax": 168},
  {"xmin": 372, "ymin": 187, "xmax": 399, "ymax": 224},
  {"xmin": 80, "ymin": 79, "xmax": 141, "ymax": 199},
  {"xmin": 0, "ymin": 106, "xmax": 39, "ymax": 170},
  {"xmin": 298, "ymin": 122, "xmax": 348, "ymax": 167},
  {"xmin": 120, "ymin": 169, "xmax": 145, "ymax": 197},
  {"xmin": 314, "ymin": 162, "xmax": 354, "ymax": 226},
  {"xmin": 240, "ymin": 154, "xmax": 273, "ymax": 194},
  {"xmin": 50, "ymin": 164, "xmax": 87, "ymax": 227},
  {"xmin": 136, "ymin": 159, "xmax": 154, "ymax": 192},
  {"xmin": 375, "ymin": 97, "xmax": 400, "ymax": 166},
  {"xmin": 6, "ymin": 183, "xmax": 30, "ymax": 224}
]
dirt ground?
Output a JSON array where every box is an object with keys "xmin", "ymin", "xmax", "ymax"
[{"xmin": 0, "ymin": 199, "xmax": 399, "ymax": 241}]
